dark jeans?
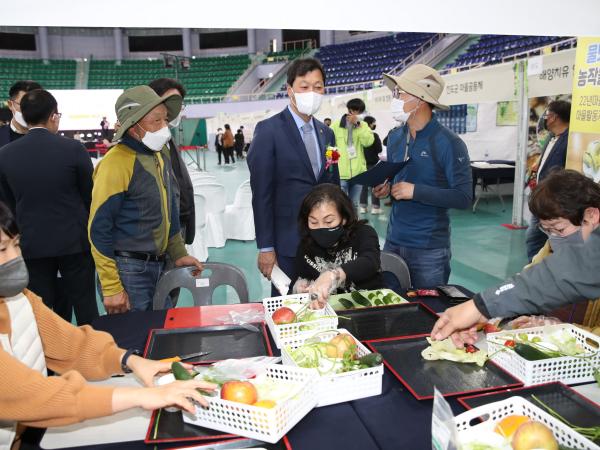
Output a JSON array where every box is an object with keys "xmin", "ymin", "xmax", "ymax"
[
  {"xmin": 383, "ymin": 242, "xmax": 451, "ymax": 289},
  {"xmin": 114, "ymin": 256, "xmax": 170, "ymax": 311},
  {"xmin": 216, "ymin": 146, "xmax": 223, "ymax": 164},
  {"xmin": 526, "ymin": 215, "xmax": 548, "ymax": 262},
  {"xmin": 359, "ymin": 185, "xmax": 381, "ymax": 208},
  {"xmin": 224, "ymin": 147, "xmax": 235, "ymax": 164},
  {"xmin": 26, "ymin": 252, "xmax": 99, "ymax": 325}
]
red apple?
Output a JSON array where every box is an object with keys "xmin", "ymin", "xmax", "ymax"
[
  {"xmin": 220, "ymin": 381, "xmax": 258, "ymax": 405},
  {"xmin": 272, "ymin": 307, "xmax": 296, "ymax": 325}
]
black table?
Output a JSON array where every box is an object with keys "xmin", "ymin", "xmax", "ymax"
[
  {"xmin": 471, "ymin": 161, "xmax": 515, "ymax": 212},
  {"xmin": 23, "ymin": 289, "xmax": 473, "ymax": 450}
]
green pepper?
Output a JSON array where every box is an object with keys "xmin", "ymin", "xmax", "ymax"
[
  {"xmin": 513, "ymin": 343, "xmax": 553, "ymax": 361},
  {"xmin": 351, "ymin": 291, "xmax": 372, "ymax": 307},
  {"xmin": 358, "ymin": 353, "xmax": 383, "ymax": 367},
  {"xmin": 338, "ymin": 298, "xmax": 354, "ymax": 310}
]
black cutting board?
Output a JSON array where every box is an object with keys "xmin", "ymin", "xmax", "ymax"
[
  {"xmin": 458, "ymin": 382, "xmax": 600, "ymax": 443},
  {"xmin": 367, "ymin": 336, "xmax": 522, "ymax": 400},
  {"xmin": 336, "ymin": 302, "xmax": 438, "ymax": 341},
  {"xmin": 146, "ymin": 408, "xmax": 235, "ymax": 444},
  {"xmin": 144, "ymin": 324, "xmax": 271, "ymax": 362}
]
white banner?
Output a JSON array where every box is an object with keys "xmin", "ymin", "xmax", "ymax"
[{"xmin": 527, "ymin": 48, "xmax": 576, "ymax": 98}]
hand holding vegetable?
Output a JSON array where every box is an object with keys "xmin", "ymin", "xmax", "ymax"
[
  {"xmin": 308, "ymin": 268, "xmax": 346, "ymax": 309},
  {"xmin": 431, "ymin": 300, "xmax": 486, "ymax": 342}
]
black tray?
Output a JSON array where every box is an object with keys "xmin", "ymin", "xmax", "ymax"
[
  {"xmin": 366, "ymin": 335, "xmax": 522, "ymax": 400},
  {"xmin": 458, "ymin": 382, "xmax": 600, "ymax": 443},
  {"xmin": 146, "ymin": 408, "xmax": 235, "ymax": 444},
  {"xmin": 143, "ymin": 324, "xmax": 272, "ymax": 362},
  {"xmin": 336, "ymin": 302, "xmax": 438, "ymax": 341},
  {"xmin": 168, "ymin": 435, "xmax": 292, "ymax": 449}
]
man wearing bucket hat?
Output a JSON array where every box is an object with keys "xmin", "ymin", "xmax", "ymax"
[
  {"xmin": 373, "ymin": 64, "xmax": 472, "ymax": 289},
  {"xmin": 89, "ymin": 86, "xmax": 203, "ymax": 313}
]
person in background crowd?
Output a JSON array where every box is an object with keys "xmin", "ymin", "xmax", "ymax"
[
  {"xmin": 359, "ymin": 116, "xmax": 383, "ymax": 215},
  {"xmin": 235, "ymin": 128, "xmax": 245, "ymax": 160},
  {"xmin": 215, "ymin": 127, "xmax": 224, "ymax": 165},
  {"xmin": 323, "ymin": 117, "xmax": 332, "ymax": 127},
  {"xmin": 0, "ymin": 89, "xmax": 98, "ymax": 325},
  {"xmin": 222, "ymin": 124, "xmax": 235, "ymax": 164},
  {"xmin": 100, "ymin": 116, "xmax": 110, "ymax": 139},
  {"xmin": 294, "ymin": 184, "xmax": 384, "ymax": 308},
  {"xmin": 330, "ymin": 98, "xmax": 374, "ymax": 205},
  {"xmin": 525, "ymin": 100, "xmax": 571, "ymax": 262},
  {"xmin": 248, "ymin": 58, "xmax": 339, "ymax": 295},
  {"xmin": 148, "ymin": 78, "xmax": 196, "ymax": 246},
  {"xmin": 431, "ymin": 170, "xmax": 600, "ymax": 346},
  {"xmin": 89, "ymin": 86, "xmax": 203, "ymax": 313},
  {"xmin": 0, "ymin": 80, "xmax": 43, "ymax": 148},
  {"xmin": 373, "ymin": 64, "xmax": 472, "ymax": 289},
  {"xmin": 240, "ymin": 125, "xmax": 252, "ymax": 155},
  {"xmin": 0, "ymin": 201, "xmax": 215, "ymax": 450}
]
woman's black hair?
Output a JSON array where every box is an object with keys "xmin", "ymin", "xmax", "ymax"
[
  {"xmin": 0, "ymin": 202, "xmax": 18, "ymax": 239},
  {"xmin": 298, "ymin": 183, "xmax": 366, "ymax": 250}
]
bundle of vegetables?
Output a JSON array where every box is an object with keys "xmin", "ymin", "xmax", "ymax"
[
  {"xmin": 334, "ymin": 289, "xmax": 406, "ymax": 310},
  {"xmin": 272, "ymin": 299, "xmax": 335, "ymax": 327},
  {"xmin": 287, "ymin": 333, "xmax": 383, "ymax": 375},
  {"xmin": 421, "ymin": 337, "xmax": 488, "ymax": 367}
]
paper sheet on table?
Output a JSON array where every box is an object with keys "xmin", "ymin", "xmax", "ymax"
[
  {"xmin": 348, "ymin": 160, "xmax": 410, "ymax": 187},
  {"xmin": 270, "ymin": 265, "xmax": 291, "ymax": 296},
  {"xmin": 40, "ymin": 375, "xmax": 151, "ymax": 449}
]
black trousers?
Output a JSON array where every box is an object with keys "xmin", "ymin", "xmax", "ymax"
[
  {"xmin": 25, "ymin": 252, "xmax": 99, "ymax": 325},
  {"xmin": 224, "ymin": 146, "xmax": 235, "ymax": 163},
  {"xmin": 216, "ymin": 146, "xmax": 223, "ymax": 164}
]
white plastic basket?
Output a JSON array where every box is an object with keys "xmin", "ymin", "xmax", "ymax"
[
  {"xmin": 182, "ymin": 364, "xmax": 318, "ymax": 444},
  {"xmin": 455, "ymin": 396, "xmax": 599, "ymax": 450},
  {"xmin": 487, "ymin": 324, "xmax": 600, "ymax": 386},
  {"xmin": 263, "ymin": 293, "xmax": 338, "ymax": 349},
  {"xmin": 280, "ymin": 329, "xmax": 383, "ymax": 407}
]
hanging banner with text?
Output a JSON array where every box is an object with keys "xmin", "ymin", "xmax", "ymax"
[{"xmin": 565, "ymin": 37, "xmax": 600, "ymax": 181}]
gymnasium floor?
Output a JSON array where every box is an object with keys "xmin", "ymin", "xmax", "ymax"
[{"xmin": 94, "ymin": 150, "xmax": 529, "ymax": 313}]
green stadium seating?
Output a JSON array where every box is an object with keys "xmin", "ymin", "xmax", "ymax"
[{"xmin": 0, "ymin": 58, "xmax": 77, "ymax": 101}]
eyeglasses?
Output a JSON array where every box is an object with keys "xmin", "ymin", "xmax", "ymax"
[{"xmin": 538, "ymin": 223, "xmax": 577, "ymax": 237}]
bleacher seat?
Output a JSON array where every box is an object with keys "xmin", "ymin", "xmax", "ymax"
[
  {"xmin": 0, "ymin": 58, "xmax": 76, "ymax": 101},
  {"xmin": 315, "ymin": 33, "xmax": 437, "ymax": 89},
  {"xmin": 445, "ymin": 35, "xmax": 574, "ymax": 69},
  {"xmin": 88, "ymin": 55, "xmax": 251, "ymax": 103}
]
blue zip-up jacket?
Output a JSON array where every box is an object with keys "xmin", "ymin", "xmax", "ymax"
[{"xmin": 386, "ymin": 116, "xmax": 472, "ymax": 249}]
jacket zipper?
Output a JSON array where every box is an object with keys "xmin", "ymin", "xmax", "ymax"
[{"xmin": 154, "ymin": 154, "xmax": 169, "ymax": 253}]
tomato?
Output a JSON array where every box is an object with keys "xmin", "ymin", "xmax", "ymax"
[{"xmin": 504, "ymin": 339, "xmax": 516, "ymax": 348}]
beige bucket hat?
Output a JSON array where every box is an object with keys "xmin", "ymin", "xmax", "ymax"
[{"xmin": 383, "ymin": 64, "xmax": 449, "ymax": 111}]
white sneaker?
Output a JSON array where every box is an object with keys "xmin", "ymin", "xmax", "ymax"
[
  {"xmin": 359, "ymin": 206, "xmax": 367, "ymax": 214},
  {"xmin": 371, "ymin": 207, "xmax": 383, "ymax": 215}
]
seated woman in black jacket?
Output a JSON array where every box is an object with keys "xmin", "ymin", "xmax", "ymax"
[{"xmin": 294, "ymin": 183, "xmax": 385, "ymax": 308}]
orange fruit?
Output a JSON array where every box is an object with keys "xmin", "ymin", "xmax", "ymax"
[
  {"xmin": 220, "ymin": 381, "xmax": 258, "ymax": 405},
  {"xmin": 253, "ymin": 399, "xmax": 277, "ymax": 408},
  {"xmin": 494, "ymin": 415, "xmax": 530, "ymax": 438}
]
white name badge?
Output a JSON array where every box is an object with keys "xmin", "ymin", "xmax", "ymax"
[{"xmin": 347, "ymin": 145, "xmax": 357, "ymax": 159}]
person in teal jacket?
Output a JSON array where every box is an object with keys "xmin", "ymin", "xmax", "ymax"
[{"xmin": 330, "ymin": 98, "xmax": 374, "ymax": 205}]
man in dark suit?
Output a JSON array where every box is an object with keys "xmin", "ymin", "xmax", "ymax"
[
  {"xmin": 247, "ymin": 58, "xmax": 339, "ymax": 294},
  {"xmin": 148, "ymin": 78, "xmax": 195, "ymax": 245},
  {"xmin": 526, "ymin": 100, "xmax": 571, "ymax": 261},
  {"xmin": 0, "ymin": 89, "xmax": 98, "ymax": 324},
  {"xmin": 0, "ymin": 80, "xmax": 42, "ymax": 148}
]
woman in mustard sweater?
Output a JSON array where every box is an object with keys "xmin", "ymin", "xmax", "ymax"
[{"xmin": 0, "ymin": 202, "xmax": 215, "ymax": 448}]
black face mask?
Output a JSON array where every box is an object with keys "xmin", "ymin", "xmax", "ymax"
[
  {"xmin": 309, "ymin": 225, "xmax": 344, "ymax": 249},
  {"xmin": 371, "ymin": 124, "xmax": 377, "ymax": 131}
]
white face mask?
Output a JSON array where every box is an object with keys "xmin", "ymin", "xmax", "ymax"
[
  {"xmin": 357, "ymin": 113, "xmax": 367, "ymax": 121},
  {"xmin": 169, "ymin": 113, "xmax": 182, "ymax": 128},
  {"xmin": 292, "ymin": 90, "xmax": 323, "ymax": 116},
  {"xmin": 390, "ymin": 98, "xmax": 418, "ymax": 124},
  {"xmin": 138, "ymin": 125, "xmax": 171, "ymax": 151},
  {"xmin": 13, "ymin": 111, "xmax": 28, "ymax": 128}
]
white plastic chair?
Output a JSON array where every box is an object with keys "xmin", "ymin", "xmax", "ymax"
[
  {"xmin": 189, "ymin": 172, "xmax": 217, "ymax": 183},
  {"xmin": 194, "ymin": 183, "xmax": 226, "ymax": 248},
  {"xmin": 224, "ymin": 180, "xmax": 255, "ymax": 241},
  {"xmin": 185, "ymin": 194, "xmax": 209, "ymax": 261}
]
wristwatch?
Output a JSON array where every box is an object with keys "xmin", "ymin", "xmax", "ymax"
[{"xmin": 121, "ymin": 349, "xmax": 141, "ymax": 373}]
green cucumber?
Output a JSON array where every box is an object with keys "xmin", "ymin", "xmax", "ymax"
[
  {"xmin": 171, "ymin": 362, "xmax": 217, "ymax": 396},
  {"xmin": 513, "ymin": 343, "xmax": 553, "ymax": 361},
  {"xmin": 351, "ymin": 291, "xmax": 372, "ymax": 307},
  {"xmin": 358, "ymin": 353, "xmax": 383, "ymax": 367},
  {"xmin": 382, "ymin": 294, "xmax": 394, "ymax": 305},
  {"xmin": 374, "ymin": 299, "xmax": 383, "ymax": 306},
  {"xmin": 338, "ymin": 298, "xmax": 355, "ymax": 310}
]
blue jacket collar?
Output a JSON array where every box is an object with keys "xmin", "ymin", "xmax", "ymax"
[
  {"xmin": 121, "ymin": 134, "xmax": 156, "ymax": 155},
  {"xmin": 409, "ymin": 115, "xmax": 441, "ymax": 139}
]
